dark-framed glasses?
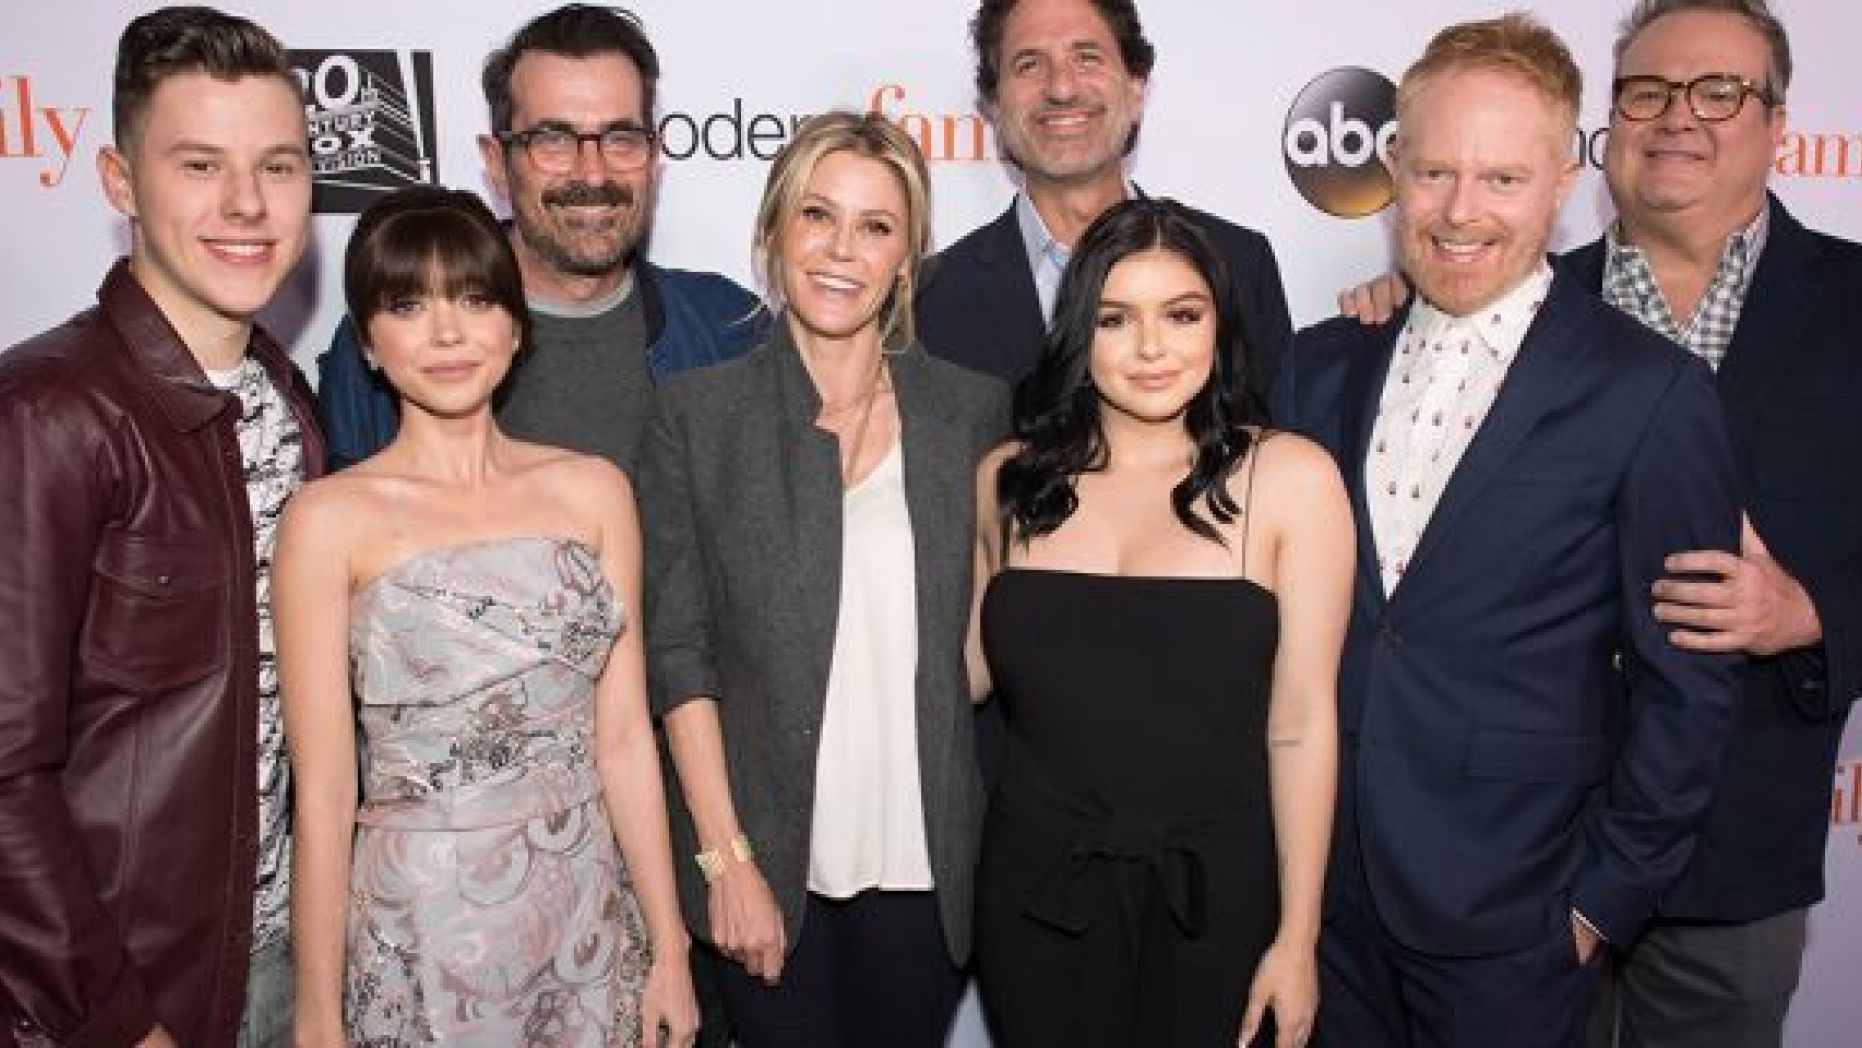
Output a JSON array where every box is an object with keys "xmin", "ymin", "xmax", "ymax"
[
  {"xmin": 1612, "ymin": 73, "xmax": 1776, "ymax": 123},
  {"xmin": 498, "ymin": 121, "xmax": 656, "ymax": 172}
]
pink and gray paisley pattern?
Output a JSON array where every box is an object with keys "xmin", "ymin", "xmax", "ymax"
[{"xmin": 345, "ymin": 537, "xmax": 648, "ymax": 1046}]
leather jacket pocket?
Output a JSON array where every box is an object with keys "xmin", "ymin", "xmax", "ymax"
[{"xmin": 84, "ymin": 531, "xmax": 232, "ymax": 691}]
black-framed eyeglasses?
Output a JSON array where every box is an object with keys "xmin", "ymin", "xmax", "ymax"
[
  {"xmin": 497, "ymin": 121, "xmax": 656, "ymax": 172},
  {"xmin": 1611, "ymin": 73, "xmax": 1776, "ymax": 123}
]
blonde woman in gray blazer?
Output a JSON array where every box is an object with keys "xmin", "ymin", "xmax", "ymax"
[{"xmin": 638, "ymin": 112, "xmax": 1007, "ymax": 1047}]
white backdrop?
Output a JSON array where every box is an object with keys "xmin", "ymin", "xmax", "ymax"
[{"xmin": 3, "ymin": 3, "xmax": 1857, "ymax": 1044}]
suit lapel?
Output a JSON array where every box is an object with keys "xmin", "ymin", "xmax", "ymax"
[
  {"xmin": 1399, "ymin": 273, "xmax": 1593, "ymax": 594},
  {"xmin": 769, "ymin": 325, "xmax": 844, "ymax": 727},
  {"xmin": 891, "ymin": 351, "xmax": 964, "ymax": 719},
  {"xmin": 1715, "ymin": 198, "xmax": 1816, "ymax": 433},
  {"xmin": 1343, "ymin": 310, "xmax": 1408, "ymax": 612},
  {"xmin": 976, "ymin": 201, "xmax": 1051, "ymax": 378}
]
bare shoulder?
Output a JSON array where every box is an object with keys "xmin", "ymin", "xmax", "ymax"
[
  {"xmin": 534, "ymin": 444, "xmax": 631, "ymax": 493},
  {"xmin": 520, "ymin": 445, "xmax": 638, "ymax": 544},
  {"xmin": 1243, "ymin": 429, "xmax": 1345, "ymax": 503},
  {"xmin": 278, "ymin": 470, "xmax": 387, "ymax": 561}
]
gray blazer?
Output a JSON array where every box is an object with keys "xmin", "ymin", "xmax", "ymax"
[{"xmin": 639, "ymin": 321, "xmax": 1008, "ymax": 964}]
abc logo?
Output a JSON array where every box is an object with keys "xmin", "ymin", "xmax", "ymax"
[{"xmin": 1283, "ymin": 67, "xmax": 1399, "ymax": 218}]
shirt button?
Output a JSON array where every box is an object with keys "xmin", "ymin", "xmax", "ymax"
[{"xmin": 1378, "ymin": 626, "xmax": 1402, "ymax": 648}]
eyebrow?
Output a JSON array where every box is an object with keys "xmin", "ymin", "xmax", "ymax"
[
  {"xmin": 520, "ymin": 116, "xmax": 651, "ymax": 134},
  {"xmin": 801, "ymin": 192, "xmax": 900, "ymax": 219},
  {"xmin": 1098, "ymin": 291, "xmax": 1213, "ymax": 309},
  {"xmin": 165, "ymin": 140, "xmax": 309, "ymax": 158}
]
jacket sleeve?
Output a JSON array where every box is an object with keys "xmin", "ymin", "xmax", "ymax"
[
  {"xmin": 313, "ymin": 316, "xmax": 398, "ymax": 471},
  {"xmin": 0, "ymin": 391, "xmax": 160, "ymax": 1047},
  {"xmin": 1573, "ymin": 358, "xmax": 1743, "ymax": 944},
  {"xmin": 1779, "ymin": 550, "xmax": 1862, "ymax": 719},
  {"xmin": 637, "ymin": 390, "xmax": 720, "ymax": 716},
  {"xmin": 1237, "ymin": 232, "xmax": 1295, "ymax": 414}
]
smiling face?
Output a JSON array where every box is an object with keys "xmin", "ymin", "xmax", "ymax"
[
  {"xmin": 1605, "ymin": 10, "xmax": 1783, "ymax": 242},
  {"xmin": 987, "ymin": 0, "xmax": 1146, "ymax": 190},
  {"xmin": 774, "ymin": 149, "xmax": 911, "ymax": 350},
  {"xmin": 100, "ymin": 71, "xmax": 310, "ymax": 352},
  {"xmin": 1393, "ymin": 66, "xmax": 1576, "ymax": 318},
  {"xmin": 1088, "ymin": 246, "xmax": 1217, "ymax": 426},
  {"xmin": 365, "ymin": 274, "xmax": 520, "ymax": 421},
  {"xmin": 479, "ymin": 51, "xmax": 654, "ymax": 301}
]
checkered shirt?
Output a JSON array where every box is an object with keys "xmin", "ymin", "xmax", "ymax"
[{"xmin": 1601, "ymin": 206, "xmax": 1769, "ymax": 370}]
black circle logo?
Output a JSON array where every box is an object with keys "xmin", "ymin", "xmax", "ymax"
[{"xmin": 1283, "ymin": 67, "xmax": 1399, "ymax": 218}]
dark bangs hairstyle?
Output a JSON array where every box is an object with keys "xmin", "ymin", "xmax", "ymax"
[
  {"xmin": 344, "ymin": 187, "xmax": 530, "ymax": 348},
  {"xmin": 999, "ymin": 197, "xmax": 1265, "ymax": 547}
]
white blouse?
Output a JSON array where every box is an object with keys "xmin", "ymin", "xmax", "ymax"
[{"xmin": 807, "ymin": 439, "xmax": 934, "ymax": 897}]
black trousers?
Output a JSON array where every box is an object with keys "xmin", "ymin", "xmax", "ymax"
[{"xmin": 716, "ymin": 890, "xmax": 966, "ymax": 1048}]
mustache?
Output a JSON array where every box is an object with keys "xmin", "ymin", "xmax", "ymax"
[{"xmin": 541, "ymin": 181, "xmax": 634, "ymax": 208}]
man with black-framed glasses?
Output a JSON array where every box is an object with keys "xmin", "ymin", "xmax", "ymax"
[
  {"xmin": 313, "ymin": 4, "xmax": 764, "ymax": 478},
  {"xmin": 309, "ymin": 16, "xmax": 762, "ymax": 1036},
  {"xmin": 1332, "ymin": 4, "xmax": 1861, "ymax": 1044},
  {"xmin": 1582, "ymin": 3, "xmax": 1861, "ymax": 1045}
]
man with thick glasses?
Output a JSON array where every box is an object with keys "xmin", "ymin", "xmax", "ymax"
[
  {"xmin": 312, "ymin": 11, "xmax": 760, "ymax": 1044},
  {"xmin": 1582, "ymin": 3, "xmax": 1861, "ymax": 1044},
  {"xmin": 1333, "ymin": 4, "xmax": 1862, "ymax": 1043},
  {"xmin": 314, "ymin": 4, "xmax": 763, "ymax": 477}
]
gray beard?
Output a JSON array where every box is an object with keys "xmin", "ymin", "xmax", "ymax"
[{"xmin": 512, "ymin": 209, "xmax": 633, "ymax": 278}]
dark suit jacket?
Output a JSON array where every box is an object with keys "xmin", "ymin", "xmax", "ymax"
[
  {"xmin": 1283, "ymin": 270, "xmax": 1741, "ymax": 956},
  {"xmin": 637, "ymin": 321, "xmax": 1008, "ymax": 965},
  {"xmin": 915, "ymin": 196, "xmax": 1293, "ymax": 402},
  {"xmin": 1563, "ymin": 195, "xmax": 1862, "ymax": 921}
]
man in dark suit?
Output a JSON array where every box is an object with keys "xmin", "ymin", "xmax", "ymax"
[
  {"xmin": 1282, "ymin": 15, "xmax": 1741, "ymax": 1046},
  {"xmin": 1334, "ymin": 4, "xmax": 1859, "ymax": 1042},
  {"xmin": 1575, "ymin": 2, "xmax": 1861, "ymax": 1043},
  {"xmin": 916, "ymin": 0, "xmax": 1292, "ymax": 399}
]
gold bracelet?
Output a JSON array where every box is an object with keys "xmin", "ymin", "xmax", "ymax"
[{"xmin": 695, "ymin": 833, "xmax": 755, "ymax": 884}]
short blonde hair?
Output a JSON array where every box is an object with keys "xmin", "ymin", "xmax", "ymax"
[
  {"xmin": 753, "ymin": 110, "xmax": 932, "ymax": 347},
  {"xmin": 1397, "ymin": 13, "xmax": 1583, "ymax": 152}
]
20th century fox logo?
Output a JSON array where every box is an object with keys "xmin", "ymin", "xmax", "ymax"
[{"xmin": 288, "ymin": 49, "xmax": 438, "ymax": 214}]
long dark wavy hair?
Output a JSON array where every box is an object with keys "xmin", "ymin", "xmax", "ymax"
[{"xmin": 998, "ymin": 198, "xmax": 1266, "ymax": 547}]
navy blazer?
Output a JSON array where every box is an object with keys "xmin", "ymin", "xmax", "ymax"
[
  {"xmin": 1284, "ymin": 270, "xmax": 1741, "ymax": 956},
  {"xmin": 915, "ymin": 196, "xmax": 1293, "ymax": 403},
  {"xmin": 1563, "ymin": 196, "xmax": 1862, "ymax": 921}
]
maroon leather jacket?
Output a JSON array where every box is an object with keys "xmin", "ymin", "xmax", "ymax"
[{"xmin": 0, "ymin": 261, "xmax": 325, "ymax": 1047}]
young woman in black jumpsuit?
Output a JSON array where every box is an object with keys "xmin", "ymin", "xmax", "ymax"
[{"xmin": 970, "ymin": 199, "xmax": 1354, "ymax": 1048}]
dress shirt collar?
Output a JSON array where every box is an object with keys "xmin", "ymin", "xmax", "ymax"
[
  {"xmin": 1015, "ymin": 184, "xmax": 1134, "ymax": 323},
  {"xmin": 1407, "ymin": 261, "xmax": 1554, "ymax": 367}
]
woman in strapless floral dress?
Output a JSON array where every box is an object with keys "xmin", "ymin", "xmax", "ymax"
[{"xmin": 275, "ymin": 187, "xmax": 696, "ymax": 1047}]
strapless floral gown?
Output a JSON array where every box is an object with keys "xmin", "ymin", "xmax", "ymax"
[{"xmin": 344, "ymin": 537, "xmax": 648, "ymax": 1047}]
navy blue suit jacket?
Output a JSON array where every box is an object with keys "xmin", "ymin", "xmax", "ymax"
[
  {"xmin": 1564, "ymin": 196, "xmax": 1862, "ymax": 921},
  {"xmin": 915, "ymin": 197, "xmax": 1293, "ymax": 401},
  {"xmin": 1284, "ymin": 270, "xmax": 1741, "ymax": 956}
]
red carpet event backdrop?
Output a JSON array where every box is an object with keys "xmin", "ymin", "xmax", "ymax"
[{"xmin": 3, "ymin": 2, "xmax": 1857, "ymax": 1043}]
